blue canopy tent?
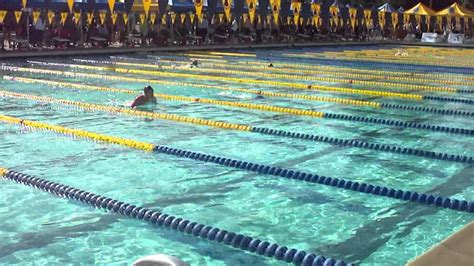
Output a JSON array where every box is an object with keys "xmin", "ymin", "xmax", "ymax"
[
  {"xmin": 27, "ymin": 0, "xmax": 47, "ymax": 9},
  {"xmin": 169, "ymin": 0, "xmax": 193, "ymax": 13},
  {"xmin": 378, "ymin": 2, "xmax": 397, "ymax": 13},
  {"xmin": 0, "ymin": 0, "xmax": 22, "ymax": 11},
  {"xmin": 94, "ymin": 0, "xmax": 126, "ymax": 11}
]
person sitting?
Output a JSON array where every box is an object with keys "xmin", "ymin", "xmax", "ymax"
[{"xmin": 131, "ymin": 86, "xmax": 157, "ymax": 108}]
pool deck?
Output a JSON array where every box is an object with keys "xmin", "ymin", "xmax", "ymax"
[
  {"xmin": 407, "ymin": 222, "xmax": 474, "ymax": 266},
  {"xmin": 1, "ymin": 41, "xmax": 473, "ymax": 59}
]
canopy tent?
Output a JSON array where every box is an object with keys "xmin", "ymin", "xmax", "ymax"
[
  {"xmin": 404, "ymin": 3, "xmax": 435, "ymax": 16},
  {"xmin": 378, "ymin": 2, "xmax": 397, "ymax": 13},
  {"xmin": 435, "ymin": 3, "xmax": 474, "ymax": 18},
  {"xmin": 168, "ymin": 0, "xmax": 193, "ymax": 13},
  {"xmin": 0, "ymin": 0, "xmax": 22, "ymax": 10}
]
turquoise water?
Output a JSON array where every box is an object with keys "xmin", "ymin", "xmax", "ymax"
[{"xmin": 0, "ymin": 45, "xmax": 473, "ymax": 265}]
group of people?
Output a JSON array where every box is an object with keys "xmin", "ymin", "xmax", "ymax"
[{"xmin": 5, "ymin": 9, "xmax": 472, "ymax": 51}]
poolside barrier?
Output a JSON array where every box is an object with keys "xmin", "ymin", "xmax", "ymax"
[
  {"xmin": 0, "ymin": 168, "xmax": 349, "ymax": 266},
  {"xmin": 1, "ymin": 90, "xmax": 472, "ymax": 164},
  {"xmin": 1, "ymin": 114, "xmax": 473, "ymax": 214}
]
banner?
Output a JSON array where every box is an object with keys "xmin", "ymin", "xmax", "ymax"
[
  {"xmin": 403, "ymin": 13, "xmax": 410, "ymax": 25},
  {"xmin": 73, "ymin": 12, "xmax": 81, "ymax": 25},
  {"xmin": 329, "ymin": 5, "xmax": 338, "ymax": 28},
  {"xmin": 48, "ymin": 11, "xmax": 55, "ymax": 24},
  {"xmin": 0, "ymin": 11, "xmax": 7, "ymax": 23},
  {"xmin": 436, "ymin": 16, "xmax": 442, "ymax": 32},
  {"xmin": 87, "ymin": 13, "xmax": 94, "ymax": 25},
  {"xmin": 150, "ymin": 13, "xmax": 156, "ymax": 24},
  {"xmin": 378, "ymin": 11, "xmax": 385, "ymax": 29},
  {"xmin": 194, "ymin": 0, "xmax": 204, "ymax": 22},
  {"xmin": 123, "ymin": 13, "xmax": 129, "ymax": 25},
  {"xmin": 270, "ymin": 0, "xmax": 280, "ymax": 25},
  {"xmin": 291, "ymin": 1, "xmax": 301, "ymax": 26},
  {"xmin": 67, "ymin": 0, "xmax": 74, "ymax": 12},
  {"xmin": 391, "ymin": 12, "xmax": 398, "ymax": 31},
  {"xmin": 363, "ymin": 9, "xmax": 371, "ymax": 28},
  {"xmin": 349, "ymin": 7, "xmax": 357, "ymax": 31},
  {"xmin": 112, "ymin": 13, "xmax": 118, "ymax": 25},
  {"xmin": 448, "ymin": 33, "xmax": 464, "ymax": 44},
  {"xmin": 161, "ymin": 14, "xmax": 167, "ymax": 25},
  {"xmin": 60, "ymin": 12, "xmax": 68, "ymax": 25},
  {"xmin": 99, "ymin": 12, "xmax": 106, "ymax": 24},
  {"xmin": 222, "ymin": 0, "xmax": 232, "ymax": 22},
  {"xmin": 171, "ymin": 12, "xmax": 176, "ymax": 24},
  {"xmin": 311, "ymin": 2, "xmax": 320, "ymax": 16},
  {"xmin": 14, "ymin": 11, "xmax": 22, "ymax": 23},
  {"xmin": 33, "ymin": 11, "xmax": 41, "ymax": 24},
  {"xmin": 143, "ymin": 0, "xmax": 152, "ymax": 17},
  {"xmin": 108, "ymin": 0, "xmax": 116, "ymax": 13},
  {"xmin": 247, "ymin": 0, "xmax": 257, "ymax": 24}
]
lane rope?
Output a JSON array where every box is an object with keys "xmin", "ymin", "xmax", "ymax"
[
  {"xmin": 2, "ymin": 90, "xmax": 472, "ymax": 164},
  {"xmin": 0, "ymin": 168, "xmax": 348, "ymax": 266},
  {"xmin": 1, "ymin": 115, "xmax": 473, "ymax": 214}
]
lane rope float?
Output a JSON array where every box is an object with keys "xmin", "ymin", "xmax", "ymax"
[
  {"xmin": 7, "ymin": 75, "xmax": 474, "ymax": 118},
  {"xmin": 149, "ymin": 54, "xmax": 474, "ymax": 81},
  {"xmin": 1, "ymin": 115, "xmax": 473, "ymax": 214},
  {"xmin": 3, "ymin": 72, "xmax": 474, "ymax": 135},
  {"xmin": 2, "ymin": 90, "xmax": 472, "ymax": 164},
  {"xmin": 6, "ymin": 65, "xmax": 474, "ymax": 105},
  {"xmin": 0, "ymin": 168, "xmax": 349, "ymax": 266},
  {"xmin": 28, "ymin": 60, "xmax": 469, "ymax": 94},
  {"xmin": 70, "ymin": 59, "xmax": 474, "ymax": 89}
]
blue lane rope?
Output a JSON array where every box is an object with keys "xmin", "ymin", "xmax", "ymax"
[
  {"xmin": 251, "ymin": 128, "xmax": 474, "ymax": 164},
  {"xmin": 152, "ymin": 145, "xmax": 474, "ymax": 214},
  {"xmin": 380, "ymin": 103, "xmax": 474, "ymax": 117},
  {"xmin": 2, "ymin": 169, "xmax": 351, "ymax": 266},
  {"xmin": 422, "ymin": 95, "xmax": 474, "ymax": 105},
  {"xmin": 322, "ymin": 113, "xmax": 474, "ymax": 135}
]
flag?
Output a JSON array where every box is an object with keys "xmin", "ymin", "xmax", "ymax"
[
  {"xmin": 180, "ymin": 13, "xmax": 186, "ymax": 24},
  {"xmin": 67, "ymin": 0, "xmax": 74, "ymax": 12},
  {"xmin": 60, "ymin": 12, "xmax": 68, "ymax": 25},
  {"xmin": 150, "ymin": 13, "xmax": 156, "ymax": 24},
  {"xmin": 247, "ymin": 0, "xmax": 257, "ymax": 24},
  {"xmin": 143, "ymin": 0, "xmax": 152, "ymax": 17},
  {"xmin": 48, "ymin": 11, "xmax": 55, "ymax": 24},
  {"xmin": 33, "ymin": 11, "xmax": 41, "ymax": 24},
  {"xmin": 349, "ymin": 7, "xmax": 357, "ymax": 31},
  {"xmin": 291, "ymin": 1, "xmax": 301, "ymax": 26},
  {"xmin": 87, "ymin": 13, "xmax": 94, "ymax": 25},
  {"xmin": 0, "ymin": 11, "xmax": 7, "ymax": 23},
  {"xmin": 363, "ymin": 9, "xmax": 371, "ymax": 27},
  {"xmin": 270, "ymin": 0, "xmax": 280, "ymax": 26},
  {"xmin": 391, "ymin": 12, "xmax": 398, "ymax": 31},
  {"xmin": 112, "ymin": 13, "xmax": 118, "ymax": 25},
  {"xmin": 14, "ymin": 11, "xmax": 23, "ymax": 23},
  {"xmin": 194, "ymin": 0, "xmax": 204, "ymax": 22},
  {"xmin": 108, "ymin": 0, "xmax": 116, "ymax": 13},
  {"xmin": 74, "ymin": 12, "xmax": 81, "ymax": 25},
  {"xmin": 222, "ymin": 0, "xmax": 232, "ymax": 22}
]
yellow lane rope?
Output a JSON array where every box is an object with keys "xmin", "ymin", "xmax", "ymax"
[
  {"xmin": 0, "ymin": 114, "xmax": 155, "ymax": 151},
  {"xmin": 93, "ymin": 59, "xmax": 474, "ymax": 87},
  {"xmin": 3, "ymin": 66, "xmax": 424, "ymax": 101},
  {"xmin": 0, "ymin": 90, "xmax": 252, "ymax": 131}
]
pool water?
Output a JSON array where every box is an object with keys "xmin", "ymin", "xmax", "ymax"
[{"xmin": 0, "ymin": 45, "xmax": 473, "ymax": 265}]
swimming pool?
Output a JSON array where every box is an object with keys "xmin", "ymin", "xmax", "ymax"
[{"xmin": 0, "ymin": 45, "xmax": 473, "ymax": 265}]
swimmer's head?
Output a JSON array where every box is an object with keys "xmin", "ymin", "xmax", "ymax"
[
  {"xmin": 256, "ymin": 91, "xmax": 262, "ymax": 95},
  {"xmin": 144, "ymin": 86, "xmax": 154, "ymax": 97}
]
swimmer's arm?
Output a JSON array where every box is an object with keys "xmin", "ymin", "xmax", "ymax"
[
  {"xmin": 131, "ymin": 95, "xmax": 146, "ymax": 108},
  {"xmin": 151, "ymin": 97, "xmax": 157, "ymax": 104}
]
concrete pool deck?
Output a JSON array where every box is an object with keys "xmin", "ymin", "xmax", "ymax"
[
  {"xmin": 407, "ymin": 222, "xmax": 474, "ymax": 266},
  {"xmin": 1, "ymin": 41, "xmax": 473, "ymax": 59}
]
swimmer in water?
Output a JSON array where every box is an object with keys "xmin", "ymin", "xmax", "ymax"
[
  {"xmin": 131, "ymin": 85, "xmax": 157, "ymax": 108},
  {"xmin": 255, "ymin": 91, "xmax": 264, "ymax": 99},
  {"xmin": 190, "ymin": 60, "xmax": 199, "ymax": 67},
  {"xmin": 268, "ymin": 63, "xmax": 273, "ymax": 68}
]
